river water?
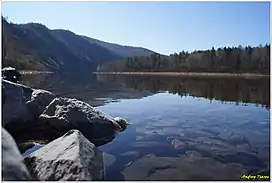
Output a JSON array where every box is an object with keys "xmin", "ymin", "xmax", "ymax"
[{"xmin": 21, "ymin": 73, "xmax": 270, "ymax": 181}]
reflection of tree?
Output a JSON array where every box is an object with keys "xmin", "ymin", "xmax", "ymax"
[
  {"xmin": 98, "ymin": 75, "xmax": 270, "ymax": 109},
  {"xmin": 21, "ymin": 74, "xmax": 50, "ymax": 87},
  {"xmin": 21, "ymin": 73, "xmax": 154, "ymax": 107}
]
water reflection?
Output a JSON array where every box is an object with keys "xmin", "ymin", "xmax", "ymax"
[
  {"xmin": 96, "ymin": 74, "xmax": 270, "ymax": 109},
  {"xmin": 21, "ymin": 73, "xmax": 154, "ymax": 107},
  {"xmin": 21, "ymin": 74, "xmax": 270, "ymax": 180},
  {"xmin": 22, "ymin": 73, "xmax": 270, "ymax": 109}
]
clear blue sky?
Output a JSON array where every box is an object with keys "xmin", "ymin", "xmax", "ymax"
[{"xmin": 2, "ymin": 2, "xmax": 270, "ymax": 55}]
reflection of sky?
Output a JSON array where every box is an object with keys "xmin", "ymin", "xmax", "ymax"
[
  {"xmin": 97, "ymin": 92, "xmax": 269, "ymax": 154},
  {"xmin": 22, "ymin": 144, "xmax": 44, "ymax": 157},
  {"xmin": 97, "ymin": 92, "xmax": 269, "ymax": 126}
]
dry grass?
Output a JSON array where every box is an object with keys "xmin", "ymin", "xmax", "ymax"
[{"xmin": 94, "ymin": 72, "xmax": 270, "ymax": 79}]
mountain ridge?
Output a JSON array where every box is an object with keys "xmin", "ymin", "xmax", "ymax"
[{"xmin": 2, "ymin": 17, "xmax": 157, "ymax": 73}]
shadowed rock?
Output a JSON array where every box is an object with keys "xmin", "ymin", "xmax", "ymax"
[
  {"xmin": 2, "ymin": 80, "xmax": 56, "ymax": 126},
  {"xmin": 2, "ymin": 128, "xmax": 31, "ymax": 181},
  {"xmin": 2, "ymin": 79, "xmax": 33, "ymax": 126},
  {"xmin": 2, "ymin": 67, "xmax": 21, "ymax": 83},
  {"xmin": 24, "ymin": 129, "xmax": 104, "ymax": 181},
  {"xmin": 26, "ymin": 89, "xmax": 56, "ymax": 117}
]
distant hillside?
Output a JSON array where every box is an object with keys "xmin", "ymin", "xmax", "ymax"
[
  {"xmin": 82, "ymin": 36, "xmax": 156, "ymax": 58},
  {"xmin": 2, "ymin": 17, "xmax": 157, "ymax": 73},
  {"xmin": 2, "ymin": 18, "xmax": 46, "ymax": 70},
  {"xmin": 52, "ymin": 30, "xmax": 121, "ymax": 64}
]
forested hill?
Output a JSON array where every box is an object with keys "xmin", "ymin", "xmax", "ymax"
[
  {"xmin": 98, "ymin": 45, "xmax": 270, "ymax": 74},
  {"xmin": 82, "ymin": 36, "xmax": 156, "ymax": 58},
  {"xmin": 2, "ymin": 17, "xmax": 156, "ymax": 72}
]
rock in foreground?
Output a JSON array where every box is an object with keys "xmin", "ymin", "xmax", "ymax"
[
  {"xmin": 2, "ymin": 79, "xmax": 33, "ymax": 126},
  {"xmin": 26, "ymin": 89, "xmax": 56, "ymax": 118},
  {"xmin": 2, "ymin": 128, "xmax": 31, "ymax": 181},
  {"xmin": 3, "ymin": 80, "xmax": 129, "ymax": 146},
  {"xmin": 2, "ymin": 79, "xmax": 56, "ymax": 126},
  {"xmin": 24, "ymin": 129, "xmax": 104, "ymax": 181},
  {"xmin": 2, "ymin": 67, "xmax": 21, "ymax": 83},
  {"xmin": 39, "ymin": 97, "xmax": 129, "ymax": 146}
]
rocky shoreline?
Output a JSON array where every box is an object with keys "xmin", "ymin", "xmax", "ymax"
[{"xmin": 1, "ymin": 68, "xmax": 130, "ymax": 181}]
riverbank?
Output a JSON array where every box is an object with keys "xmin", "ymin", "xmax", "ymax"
[
  {"xmin": 94, "ymin": 72, "xmax": 270, "ymax": 78},
  {"xmin": 19, "ymin": 70, "xmax": 53, "ymax": 75}
]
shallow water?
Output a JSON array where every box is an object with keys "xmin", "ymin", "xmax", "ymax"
[{"xmin": 21, "ymin": 73, "xmax": 270, "ymax": 180}]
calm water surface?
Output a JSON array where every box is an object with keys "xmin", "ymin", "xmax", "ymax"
[{"xmin": 22, "ymin": 74, "xmax": 270, "ymax": 180}]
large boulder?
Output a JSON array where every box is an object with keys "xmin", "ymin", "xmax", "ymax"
[
  {"xmin": 2, "ymin": 80, "xmax": 56, "ymax": 126},
  {"xmin": 2, "ymin": 67, "xmax": 22, "ymax": 83},
  {"xmin": 2, "ymin": 80, "xmax": 129, "ymax": 146},
  {"xmin": 2, "ymin": 79, "xmax": 33, "ymax": 126},
  {"xmin": 2, "ymin": 80, "xmax": 56, "ymax": 143},
  {"xmin": 39, "ymin": 97, "xmax": 129, "ymax": 146},
  {"xmin": 24, "ymin": 129, "xmax": 104, "ymax": 181},
  {"xmin": 2, "ymin": 128, "xmax": 31, "ymax": 181},
  {"xmin": 26, "ymin": 89, "xmax": 56, "ymax": 117}
]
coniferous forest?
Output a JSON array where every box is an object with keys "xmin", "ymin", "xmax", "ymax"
[{"xmin": 98, "ymin": 45, "xmax": 270, "ymax": 74}]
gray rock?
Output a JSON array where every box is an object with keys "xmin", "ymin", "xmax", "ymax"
[
  {"xmin": 2, "ymin": 80, "xmax": 57, "ymax": 144},
  {"xmin": 2, "ymin": 128, "xmax": 31, "ymax": 181},
  {"xmin": 26, "ymin": 89, "xmax": 56, "ymax": 117},
  {"xmin": 2, "ymin": 80, "xmax": 56, "ymax": 126},
  {"xmin": 121, "ymin": 153, "xmax": 247, "ymax": 180},
  {"xmin": 2, "ymin": 79, "xmax": 33, "ymax": 126},
  {"xmin": 170, "ymin": 139, "xmax": 187, "ymax": 149},
  {"xmin": 39, "ymin": 97, "xmax": 129, "ymax": 145},
  {"xmin": 2, "ymin": 80, "xmax": 129, "ymax": 146},
  {"xmin": 24, "ymin": 129, "xmax": 104, "ymax": 181},
  {"xmin": 2, "ymin": 67, "xmax": 21, "ymax": 83}
]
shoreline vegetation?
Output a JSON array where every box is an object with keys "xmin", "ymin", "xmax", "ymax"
[
  {"xmin": 97, "ymin": 45, "xmax": 270, "ymax": 76},
  {"xmin": 93, "ymin": 72, "xmax": 270, "ymax": 78}
]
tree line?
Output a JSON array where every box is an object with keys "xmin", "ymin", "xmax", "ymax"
[{"xmin": 98, "ymin": 45, "xmax": 270, "ymax": 74}]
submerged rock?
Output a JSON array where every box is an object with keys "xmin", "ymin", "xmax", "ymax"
[
  {"xmin": 184, "ymin": 150, "xmax": 203, "ymax": 159},
  {"xmin": 170, "ymin": 139, "xmax": 187, "ymax": 149},
  {"xmin": 121, "ymin": 151, "xmax": 140, "ymax": 158},
  {"xmin": 39, "ymin": 97, "xmax": 129, "ymax": 146},
  {"xmin": 121, "ymin": 152, "xmax": 247, "ymax": 180},
  {"xmin": 24, "ymin": 129, "xmax": 104, "ymax": 181},
  {"xmin": 2, "ymin": 128, "xmax": 31, "ymax": 181},
  {"xmin": 2, "ymin": 67, "xmax": 21, "ymax": 83}
]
